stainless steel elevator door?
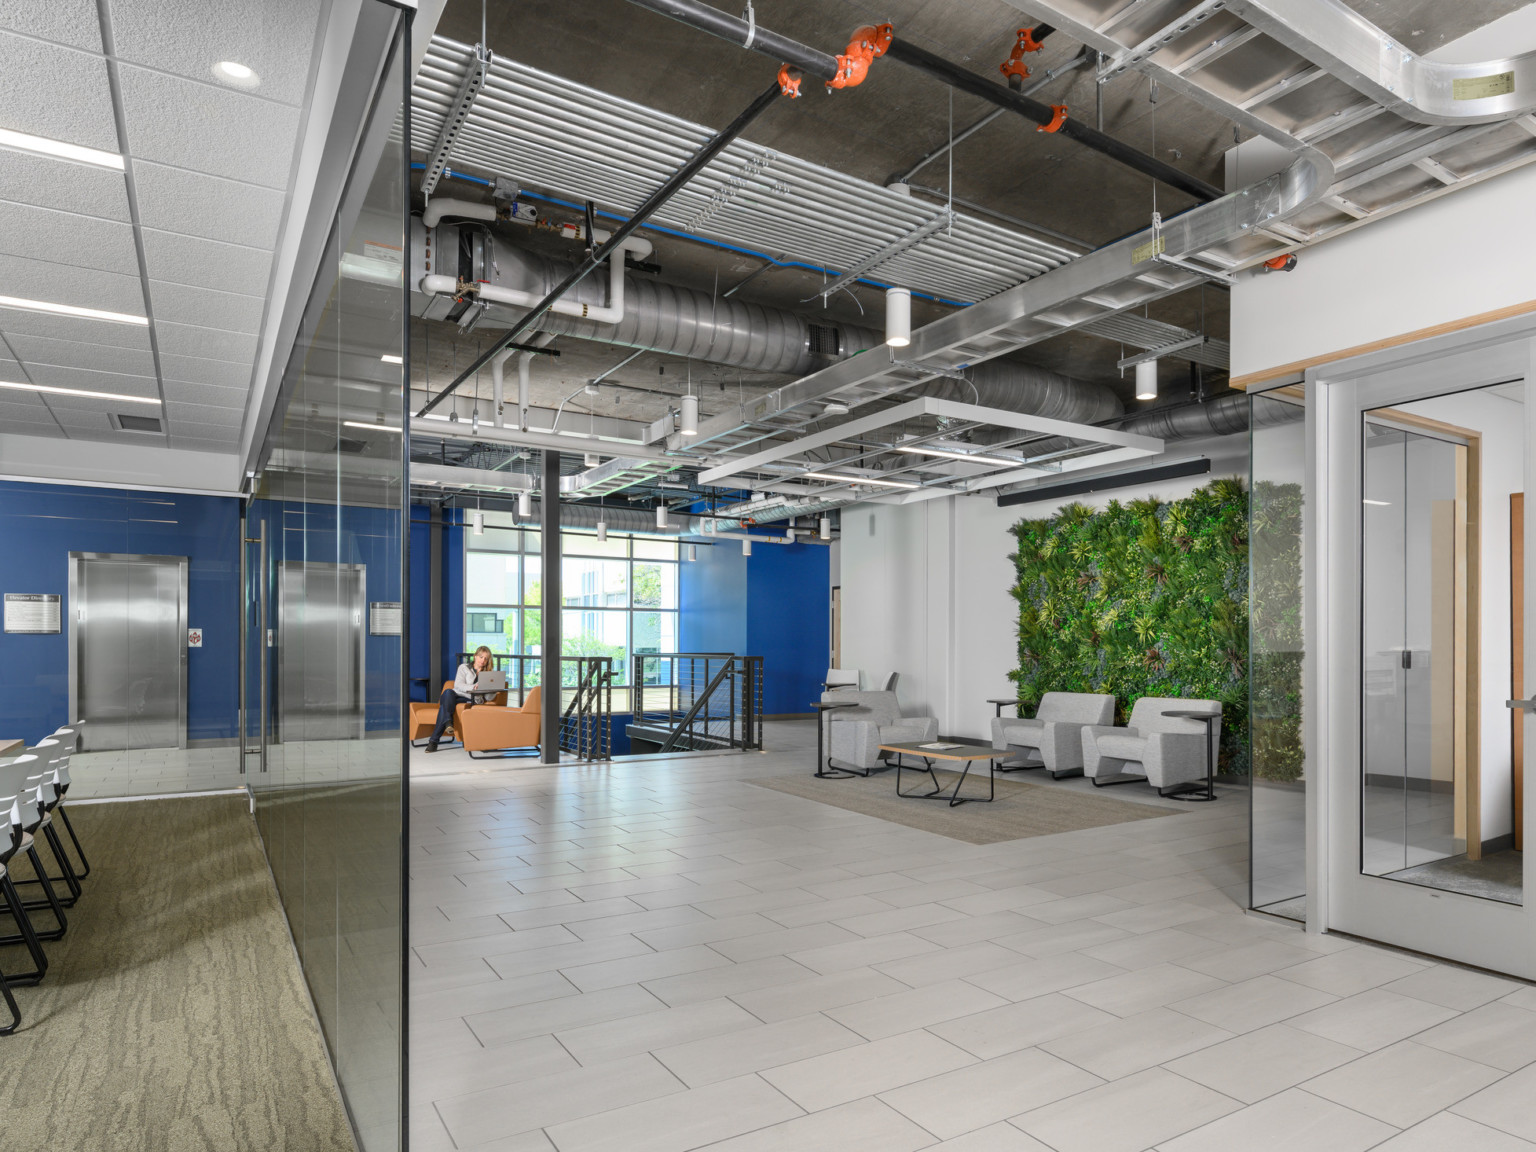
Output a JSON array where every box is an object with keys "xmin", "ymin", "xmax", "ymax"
[
  {"xmin": 278, "ymin": 562, "xmax": 366, "ymax": 742},
  {"xmin": 71, "ymin": 554, "xmax": 188, "ymax": 752}
]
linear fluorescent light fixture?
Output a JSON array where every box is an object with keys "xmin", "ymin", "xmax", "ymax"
[
  {"xmin": 380, "ymin": 354, "xmax": 403, "ymax": 365},
  {"xmin": 803, "ymin": 470, "xmax": 919, "ymax": 490},
  {"xmin": 895, "ymin": 445, "xmax": 1019, "ymax": 467},
  {"xmin": 1362, "ymin": 498, "xmax": 1392, "ymax": 506},
  {"xmin": 342, "ymin": 420, "xmax": 401, "ymax": 433},
  {"xmin": 0, "ymin": 294, "xmax": 146, "ymax": 326},
  {"xmin": 0, "ymin": 127, "xmax": 124, "ymax": 171},
  {"xmin": 0, "ymin": 379, "xmax": 159, "ymax": 405}
]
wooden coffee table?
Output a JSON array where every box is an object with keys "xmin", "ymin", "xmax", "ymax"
[
  {"xmin": 0, "ymin": 738, "xmax": 23, "ymax": 759},
  {"xmin": 879, "ymin": 741, "xmax": 1004, "ymax": 807}
]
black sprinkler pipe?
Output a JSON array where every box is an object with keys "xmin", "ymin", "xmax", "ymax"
[
  {"xmin": 419, "ymin": 77, "xmax": 787, "ymax": 417},
  {"xmin": 619, "ymin": 0, "xmax": 1221, "ymax": 205},
  {"xmin": 883, "ymin": 38, "xmax": 1222, "ymax": 203}
]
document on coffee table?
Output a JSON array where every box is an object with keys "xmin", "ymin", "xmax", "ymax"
[{"xmin": 919, "ymin": 742, "xmax": 964, "ymax": 750}]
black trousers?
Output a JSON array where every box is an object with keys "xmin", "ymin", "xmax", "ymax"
[{"xmin": 429, "ymin": 689, "xmax": 468, "ymax": 746}]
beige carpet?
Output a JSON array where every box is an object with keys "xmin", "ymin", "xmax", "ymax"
[
  {"xmin": 0, "ymin": 795, "xmax": 356, "ymax": 1152},
  {"xmin": 749, "ymin": 767, "xmax": 1178, "ymax": 845}
]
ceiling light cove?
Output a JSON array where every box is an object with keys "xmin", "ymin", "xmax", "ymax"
[
  {"xmin": 895, "ymin": 445, "xmax": 1019, "ymax": 467},
  {"xmin": 380, "ymin": 354, "xmax": 404, "ymax": 365},
  {"xmin": 0, "ymin": 294, "xmax": 147, "ymax": 326},
  {"xmin": 0, "ymin": 127, "xmax": 125, "ymax": 171},
  {"xmin": 803, "ymin": 471, "xmax": 919, "ymax": 490},
  {"xmin": 0, "ymin": 380, "xmax": 160, "ymax": 405},
  {"xmin": 213, "ymin": 60, "xmax": 260, "ymax": 89}
]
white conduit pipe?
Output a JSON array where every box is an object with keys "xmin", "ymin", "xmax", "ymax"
[
  {"xmin": 472, "ymin": 241, "xmax": 632, "ymax": 323},
  {"xmin": 422, "ymin": 198, "xmax": 496, "ymax": 228}
]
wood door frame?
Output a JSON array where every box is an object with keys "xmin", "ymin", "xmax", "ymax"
[{"xmin": 1373, "ymin": 407, "xmax": 1482, "ymax": 859}]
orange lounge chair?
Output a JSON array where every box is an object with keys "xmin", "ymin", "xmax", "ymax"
[
  {"xmin": 456, "ymin": 687, "xmax": 541, "ymax": 758},
  {"xmin": 410, "ymin": 681, "xmax": 454, "ymax": 746}
]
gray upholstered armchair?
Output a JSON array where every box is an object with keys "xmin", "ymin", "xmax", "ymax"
[
  {"xmin": 990, "ymin": 692, "xmax": 1115, "ymax": 778},
  {"xmin": 825, "ymin": 690, "xmax": 938, "ymax": 773},
  {"xmin": 1081, "ymin": 696, "xmax": 1221, "ymax": 795}
]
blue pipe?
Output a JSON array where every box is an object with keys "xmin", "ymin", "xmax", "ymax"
[{"xmin": 412, "ymin": 163, "xmax": 972, "ymax": 308}]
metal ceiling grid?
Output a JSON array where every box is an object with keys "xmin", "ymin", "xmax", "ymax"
[
  {"xmin": 410, "ymin": 36, "xmax": 1081, "ymax": 307},
  {"xmin": 0, "ymin": 9, "xmax": 321, "ymax": 453},
  {"xmin": 1000, "ymin": 0, "xmax": 1536, "ymax": 266}
]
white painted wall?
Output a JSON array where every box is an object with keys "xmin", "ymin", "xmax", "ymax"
[
  {"xmin": 1231, "ymin": 161, "xmax": 1536, "ymax": 380},
  {"xmin": 842, "ymin": 439, "xmax": 1249, "ymax": 741}
]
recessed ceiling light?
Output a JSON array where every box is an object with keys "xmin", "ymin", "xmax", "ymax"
[
  {"xmin": 895, "ymin": 445, "xmax": 1019, "ymax": 467},
  {"xmin": 380, "ymin": 354, "xmax": 403, "ymax": 365},
  {"xmin": 342, "ymin": 420, "xmax": 401, "ymax": 433},
  {"xmin": 0, "ymin": 380, "xmax": 159, "ymax": 405},
  {"xmin": 0, "ymin": 294, "xmax": 147, "ymax": 326},
  {"xmin": 0, "ymin": 127, "xmax": 124, "ymax": 171},
  {"xmin": 802, "ymin": 471, "xmax": 919, "ymax": 490},
  {"xmin": 213, "ymin": 60, "xmax": 260, "ymax": 88}
]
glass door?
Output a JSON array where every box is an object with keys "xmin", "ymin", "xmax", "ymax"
[{"xmin": 1321, "ymin": 347, "xmax": 1532, "ymax": 978}]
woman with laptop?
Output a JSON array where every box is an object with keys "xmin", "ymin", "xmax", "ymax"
[{"xmin": 424, "ymin": 646, "xmax": 499, "ymax": 753}]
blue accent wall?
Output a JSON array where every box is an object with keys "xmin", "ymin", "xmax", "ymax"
[
  {"xmin": 680, "ymin": 538, "xmax": 829, "ymax": 717},
  {"xmin": 0, "ymin": 479, "xmax": 241, "ymax": 746}
]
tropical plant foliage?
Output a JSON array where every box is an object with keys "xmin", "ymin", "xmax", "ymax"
[{"xmin": 1008, "ymin": 478, "xmax": 1251, "ymax": 775}]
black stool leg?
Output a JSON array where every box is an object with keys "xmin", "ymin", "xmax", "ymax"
[
  {"xmin": 0, "ymin": 873, "xmax": 49, "ymax": 985},
  {"xmin": 7, "ymin": 847, "xmax": 66, "ymax": 941},
  {"xmin": 10, "ymin": 823, "xmax": 82, "ymax": 909},
  {"xmin": 56, "ymin": 805, "xmax": 91, "ymax": 879},
  {"xmin": 0, "ymin": 963, "xmax": 21, "ymax": 1034}
]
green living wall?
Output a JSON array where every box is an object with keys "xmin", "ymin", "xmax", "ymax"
[{"xmin": 1008, "ymin": 477, "xmax": 1250, "ymax": 775}]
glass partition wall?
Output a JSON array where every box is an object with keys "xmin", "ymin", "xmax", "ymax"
[
  {"xmin": 242, "ymin": 16, "xmax": 408, "ymax": 1150},
  {"xmin": 1251, "ymin": 388, "xmax": 1308, "ymax": 919}
]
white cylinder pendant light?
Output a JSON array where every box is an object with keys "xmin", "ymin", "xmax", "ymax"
[
  {"xmin": 517, "ymin": 489, "xmax": 532, "ymax": 520},
  {"xmin": 819, "ymin": 516, "xmax": 832, "ymax": 541},
  {"xmin": 656, "ymin": 503, "xmax": 668, "ymax": 529},
  {"xmin": 1135, "ymin": 358, "xmax": 1159, "ymax": 401},
  {"xmin": 471, "ymin": 509, "xmax": 484, "ymax": 535},
  {"xmin": 584, "ymin": 452, "xmax": 600, "ymax": 467},
  {"xmin": 686, "ymin": 544, "xmax": 697, "ymax": 562},
  {"xmin": 680, "ymin": 393, "xmax": 699, "ymax": 437},
  {"xmin": 885, "ymin": 287, "xmax": 912, "ymax": 348},
  {"xmin": 742, "ymin": 538, "xmax": 752, "ymax": 556},
  {"xmin": 596, "ymin": 519, "xmax": 607, "ymax": 542}
]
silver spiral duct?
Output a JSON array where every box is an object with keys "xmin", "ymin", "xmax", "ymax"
[
  {"xmin": 1120, "ymin": 391, "xmax": 1299, "ymax": 439},
  {"xmin": 913, "ymin": 360, "xmax": 1124, "ymax": 433},
  {"xmin": 473, "ymin": 241, "xmax": 883, "ymax": 376}
]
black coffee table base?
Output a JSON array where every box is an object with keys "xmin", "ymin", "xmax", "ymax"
[{"xmin": 893, "ymin": 754, "xmax": 996, "ymax": 807}]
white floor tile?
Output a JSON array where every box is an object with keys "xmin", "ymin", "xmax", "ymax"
[
  {"xmin": 1154, "ymin": 1088, "xmax": 1396, "ymax": 1152},
  {"xmin": 1371, "ymin": 1112, "xmax": 1536, "ymax": 1151},
  {"xmin": 652, "ymin": 1013, "xmax": 864, "ymax": 1086},
  {"xmin": 761, "ymin": 1028, "xmax": 977, "ymax": 1112},
  {"xmin": 1164, "ymin": 1023, "xmax": 1363, "ymax": 1103},
  {"xmin": 878, "ymin": 1047, "xmax": 1102, "ymax": 1140},
  {"xmin": 1011, "ymin": 1067, "xmax": 1240, "ymax": 1152},
  {"xmin": 1302, "ymin": 1040, "xmax": 1503, "ymax": 1127},
  {"xmin": 542, "ymin": 1073, "xmax": 802, "ymax": 1152}
]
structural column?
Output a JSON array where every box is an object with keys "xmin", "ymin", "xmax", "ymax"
[{"xmin": 541, "ymin": 450, "xmax": 561, "ymax": 763}]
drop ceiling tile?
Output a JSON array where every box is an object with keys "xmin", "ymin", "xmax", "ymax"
[
  {"xmin": 142, "ymin": 229, "xmax": 272, "ymax": 297},
  {"xmin": 165, "ymin": 400, "xmax": 243, "ymax": 427},
  {"xmin": 149, "ymin": 280, "xmax": 264, "ymax": 335},
  {"xmin": 0, "ymin": 0, "xmax": 102, "ymax": 52},
  {"xmin": 118, "ymin": 64, "xmax": 298, "ymax": 190},
  {"xmin": 0, "ymin": 200, "xmax": 139, "ymax": 276},
  {"xmin": 168, "ymin": 420, "xmax": 240, "ymax": 442},
  {"xmin": 0, "ymin": 153, "xmax": 130, "ymax": 221},
  {"xmin": 0, "ymin": 310, "xmax": 153, "ymax": 350},
  {"xmin": 25, "ymin": 363, "xmax": 158, "ymax": 398},
  {"xmin": 0, "ymin": 393, "xmax": 56, "ymax": 418},
  {"xmin": 159, "ymin": 352, "xmax": 252, "ymax": 390},
  {"xmin": 153, "ymin": 321, "xmax": 256, "ymax": 365},
  {"xmin": 161, "ymin": 378, "xmax": 247, "ymax": 408},
  {"xmin": 0, "ymin": 31, "xmax": 118, "ymax": 152},
  {"xmin": 8, "ymin": 333, "xmax": 157, "ymax": 377},
  {"xmin": 131, "ymin": 161, "xmax": 284, "ymax": 249},
  {"xmin": 106, "ymin": 0, "xmax": 318, "ymax": 107},
  {"xmin": 49, "ymin": 408, "xmax": 117, "ymax": 432},
  {"xmin": 167, "ymin": 436, "xmax": 238, "ymax": 454},
  {"xmin": 0, "ymin": 252, "xmax": 146, "ymax": 317}
]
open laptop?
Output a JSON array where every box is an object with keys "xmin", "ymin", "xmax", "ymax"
[{"xmin": 475, "ymin": 668, "xmax": 508, "ymax": 695}]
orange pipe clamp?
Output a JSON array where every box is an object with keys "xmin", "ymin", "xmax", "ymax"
[
  {"xmin": 1037, "ymin": 104, "xmax": 1068, "ymax": 132},
  {"xmin": 777, "ymin": 64, "xmax": 801, "ymax": 98},
  {"xmin": 826, "ymin": 23, "xmax": 893, "ymax": 90},
  {"xmin": 1000, "ymin": 27, "xmax": 1044, "ymax": 82}
]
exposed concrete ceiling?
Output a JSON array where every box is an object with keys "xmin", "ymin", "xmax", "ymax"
[{"xmin": 409, "ymin": 0, "xmax": 1524, "ymax": 446}]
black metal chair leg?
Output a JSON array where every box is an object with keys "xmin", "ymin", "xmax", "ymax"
[
  {"xmin": 56, "ymin": 805, "xmax": 91, "ymax": 879},
  {"xmin": 0, "ymin": 874, "xmax": 49, "ymax": 984},
  {"xmin": 11, "ymin": 848, "xmax": 66, "ymax": 940},
  {"xmin": 0, "ymin": 963, "xmax": 21, "ymax": 1035},
  {"xmin": 43, "ymin": 824, "xmax": 82, "ymax": 904}
]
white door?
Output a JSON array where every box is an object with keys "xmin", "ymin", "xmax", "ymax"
[{"xmin": 1315, "ymin": 328, "xmax": 1536, "ymax": 977}]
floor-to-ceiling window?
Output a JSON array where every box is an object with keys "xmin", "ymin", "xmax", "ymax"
[{"xmin": 464, "ymin": 512, "xmax": 679, "ymax": 703}]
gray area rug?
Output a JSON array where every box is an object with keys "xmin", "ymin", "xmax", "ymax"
[{"xmin": 748, "ymin": 767, "xmax": 1178, "ymax": 845}]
